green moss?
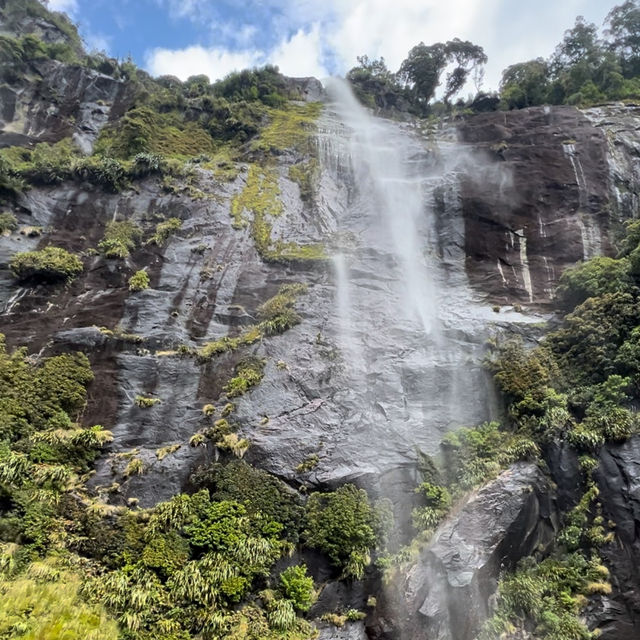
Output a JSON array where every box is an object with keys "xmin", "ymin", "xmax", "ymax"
[
  {"xmin": 252, "ymin": 103, "xmax": 323, "ymax": 153},
  {"xmin": 94, "ymin": 106, "xmax": 216, "ymax": 160},
  {"xmin": 148, "ymin": 217, "xmax": 182, "ymax": 247},
  {"xmin": 231, "ymin": 165, "xmax": 283, "ymax": 229},
  {"xmin": 128, "ymin": 270, "xmax": 149, "ymax": 291},
  {"xmin": 288, "ymin": 159, "xmax": 319, "ymax": 202},
  {"xmin": 134, "ymin": 396, "xmax": 161, "ymax": 409},
  {"xmin": 224, "ymin": 358, "xmax": 266, "ymax": 398},
  {"xmin": 231, "ymin": 163, "xmax": 327, "ymax": 263},
  {"xmin": 98, "ymin": 220, "xmax": 142, "ymax": 259},
  {"xmin": 10, "ymin": 246, "xmax": 83, "ymax": 283}
]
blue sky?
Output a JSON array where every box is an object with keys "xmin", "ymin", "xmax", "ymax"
[{"xmin": 48, "ymin": 0, "xmax": 618, "ymax": 92}]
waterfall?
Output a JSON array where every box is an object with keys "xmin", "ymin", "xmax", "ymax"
[
  {"xmin": 325, "ymin": 79, "xmax": 439, "ymax": 336},
  {"xmin": 312, "ymin": 78, "xmax": 521, "ymax": 484}
]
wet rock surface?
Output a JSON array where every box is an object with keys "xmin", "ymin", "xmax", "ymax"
[
  {"xmin": 592, "ymin": 436, "xmax": 640, "ymax": 640},
  {"xmin": 376, "ymin": 463, "xmax": 558, "ymax": 640},
  {"xmin": 4, "ymin": 21, "xmax": 640, "ymax": 633}
]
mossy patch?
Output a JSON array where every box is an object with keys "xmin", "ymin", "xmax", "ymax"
[
  {"xmin": 98, "ymin": 220, "xmax": 142, "ymax": 259},
  {"xmin": 252, "ymin": 102, "xmax": 323, "ymax": 153},
  {"xmin": 10, "ymin": 246, "xmax": 83, "ymax": 283}
]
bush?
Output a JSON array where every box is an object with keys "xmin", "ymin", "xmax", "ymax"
[
  {"xmin": 555, "ymin": 256, "xmax": 632, "ymax": 310},
  {"xmin": 98, "ymin": 220, "xmax": 142, "ymax": 259},
  {"xmin": 224, "ymin": 358, "xmax": 265, "ymax": 398},
  {"xmin": 278, "ymin": 565, "xmax": 315, "ymax": 612},
  {"xmin": 0, "ymin": 212, "xmax": 18, "ymax": 233},
  {"xmin": 149, "ymin": 217, "xmax": 182, "ymax": 246},
  {"xmin": 190, "ymin": 460, "xmax": 305, "ymax": 542},
  {"xmin": 304, "ymin": 484, "xmax": 377, "ymax": 578},
  {"xmin": 10, "ymin": 247, "xmax": 83, "ymax": 283},
  {"xmin": 128, "ymin": 270, "xmax": 149, "ymax": 291}
]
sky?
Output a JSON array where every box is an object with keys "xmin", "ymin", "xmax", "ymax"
[{"xmin": 47, "ymin": 0, "xmax": 619, "ymax": 93}]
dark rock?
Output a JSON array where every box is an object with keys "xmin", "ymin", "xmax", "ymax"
[
  {"xmin": 592, "ymin": 436, "xmax": 640, "ymax": 639},
  {"xmin": 378, "ymin": 463, "xmax": 558, "ymax": 640},
  {"xmin": 457, "ymin": 105, "xmax": 612, "ymax": 305}
]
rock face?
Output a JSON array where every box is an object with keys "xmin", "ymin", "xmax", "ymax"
[
  {"xmin": 5, "ymin": 10, "xmax": 640, "ymax": 636},
  {"xmin": 376, "ymin": 463, "xmax": 558, "ymax": 640},
  {"xmin": 593, "ymin": 436, "xmax": 640, "ymax": 640},
  {"xmin": 457, "ymin": 106, "xmax": 612, "ymax": 304}
]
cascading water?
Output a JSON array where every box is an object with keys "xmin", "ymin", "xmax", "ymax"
[{"xmin": 318, "ymin": 78, "xmax": 504, "ymax": 459}]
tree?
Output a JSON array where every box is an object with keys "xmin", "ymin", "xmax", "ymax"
[
  {"xmin": 442, "ymin": 39, "xmax": 488, "ymax": 103},
  {"xmin": 346, "ymin": 55, "xmax": 406, "ymax": 110},
  {"xmin": 500, "ymin": 58, "xmax": 550, "ymax": 108},
  {"xmin": 605, "ymin": 0, "xmax": 640, "ymax": 77},
  {"xmin": 398, "ymin": 39, "xmax": 486, "ymax": 106}
]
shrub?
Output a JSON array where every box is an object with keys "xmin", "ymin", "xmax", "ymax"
[
  {"xmin": 278, "ymin": 565, "xmax": 315, "ymax": 612},
  {"xmin": 149, "ymin": 217, "xmax": 182, "ymax": 246},
  {"xmin": 128, "ymin": 270, "xmax": 149, "ymax": 291},
  {"xmin": 10, "ymin": 247, "xmax": 83, "ymax": 283},
  {"xmin": 135, "ymin": 395, "xmax": 161, "ymax": 408},
  {"xmin": 98, "ymin": 220, "xmax": 142, "ymax": 259},
  {"xmin": 190, "ymin": 460, "xmax": 305, "ymax": 542},
  {"xmin": 304, "ymin": 484, "xmax": 377, "ymax": 578},
  {"xmin": 0, "ymin": 564, "xmax": 119, "ymax": 640},
  {"xmin": 72, "ymin": 156, "xmax": 127, "ymax": 192},
  {"xmin": 0, "ymin": 212, "xmax": 18, "ymax": 233},
  {"xmin": 224, "ymin": 358, "xmax": 266, "ymax": 398},
  {"xmin": 555, "ymin": 256, "xmax": 632, "ymax": 310}
]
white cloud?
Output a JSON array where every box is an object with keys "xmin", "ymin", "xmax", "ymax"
[
  {"xmin": 145, "ymin": 45, "xmax": 262, "ymax": 81},
  {"xmin": 270, "ymin": 25, "xmax": 328, "ymax": 78},
  {"xmin": 144, "ymin": 0, "xmax": 615, "ymax": 92},
  {"xmin": 84, "ymin": 31, "xmax": 111, "ymax": 54},
  {"xmin": 44, "ymin": 0, "xmax": 78, "ymax": 14}
]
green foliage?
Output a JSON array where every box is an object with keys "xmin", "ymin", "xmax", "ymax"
[
  {"xmin": 555, "ymin": 256, "xmax": 632, "ymax": 310},
  {"xmin": 0, "ymin": 139, "xmax": 75, "ymax": 187},
  {"xmin": 412, "ymin": 482, "xmax": 451, "ymax": 531},
  {"xmin": 212, "ymin": 65, "xmax": 293, "ymax": 107},
  {"xmin": 441, "ymin": 422, "xmax": 540, "ymax": 493},
  {"xmin": 10, "ymin": 246, "xmax": 83, "ymax": 284},
  {"xmin": 134, "ymin": 396, "xmax": 160, "ymax": 409},
  {"xmin": 0, "ymin": 212, "xmax": 17, "ymax": 234},
  {"xmin": 397, "ymin": 39, "xmax": 487, "ymax": 106},
  {"xmin": 94, "ymin": 106, "xmax": 216, "ymax": 160},
  {"xmin": 72, "ymin": 156, "xmax": 127, "ymax": 192},
  {"xmin": 129, "ymin": 270, "xmax": 150, "ymax": 291},
  {"xmin": 99, "ymin": 220, "xmax": 142, "ymax": 258},
  {"xmin": 346, "ymin": 55, "xmax": 408, "ymax": 110},
  {"xmin": 190, "ymin": 460, "xmax": 305, "ymax": 543},
  {"xmin": 497, "ymin": 4, "xmax": 640, "ymax": 109},
  {"xmin": 480, "ymin": 552, "xmax": 607, "ymax": 640},
  {"xmin": 224, "ymin": 358, "xmax": 266, "ymax": 398},
  {"xmin": 279, "ymin": 565, "xmax": 316, "ymax": 612},
  {"xmin": 0, "ymin": 561, "xmax": 119, "ymax": 640},
  {"xmin": 549, "ymin": 292, "xmax": 640, "ymax": 386},
  {"xmin": 304, "ymin": 484, "xmax": 377, "ymax": 578},
  {"xmin": 149, "ymin": 217, "xmax": 182, "ymax": 246}
]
